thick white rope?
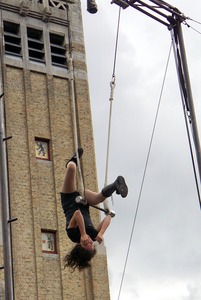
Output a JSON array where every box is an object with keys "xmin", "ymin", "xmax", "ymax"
[
  {"xmin": 103, "ymin": 7, "xmax": 121, "ymax": 215},
  {"xmin": 68, "ymin": 55, "xmax": 85, "ymax": 199},
  {"xmin": 103, "ymin": 77, "xmax": 116, "ymax": 213}
]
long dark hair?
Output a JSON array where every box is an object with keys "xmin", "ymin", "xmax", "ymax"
[{"xmin": 64, "ymin": 244, "xmax": 97, "ymax": 272}]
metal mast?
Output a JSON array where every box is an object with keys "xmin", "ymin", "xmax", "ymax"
[
  {"xmin": 0, "ymin": 3, "xmax": 15, "ymax": 298},
  {"xmin": 175, "ymin": 23, "xmax": 201, "ymax": 181},
  {"xmin": 111, "ymin": 0, "xmax": 201, "ymax": 188},
  {"xmin": 0, "ymin": 92, "xmax": 14, "ymax": 300}
]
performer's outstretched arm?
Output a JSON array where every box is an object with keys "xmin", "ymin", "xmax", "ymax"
[{"xmin": 95, "ymin": 215, "xmax": 112, "ymax": 244}]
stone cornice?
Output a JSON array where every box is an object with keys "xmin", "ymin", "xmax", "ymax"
[{"xmin": 1, "ymin": 0, "xmax": 72, "ymax": 25}]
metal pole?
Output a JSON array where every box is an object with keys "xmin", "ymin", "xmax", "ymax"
[
  {"xmin": 0, "ymin": 94, "xmax": 14, "ymax": 300},
  {"xmin": 176, "ymin": 23, "xmax": 201, "ymax": 182}
]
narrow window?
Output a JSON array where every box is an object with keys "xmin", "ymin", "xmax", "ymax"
[
  {"xmin": 41, "ymin": 231, "xmax": 57, "ymax": 254},
  {"xmin": 27, "ymin": 27, "xmax": 45, "ymax": 64},
  {"xmin": 4, "ymin": 21, "xmax": 22, "ymax": 58},
  {"xmin": 50, "ymin": 33, "xmax": 67, "ymax": 68},
  {"xmin": 35, "ymin": 139, "xmax": 50, "ymax": 161}
]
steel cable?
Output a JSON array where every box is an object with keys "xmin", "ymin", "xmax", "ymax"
[{"xmin": 117, "ymin": 42, "xmax": 173, "ymax": 300}]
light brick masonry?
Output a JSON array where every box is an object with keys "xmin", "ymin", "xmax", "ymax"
[{"xmin": 0, "ymin": 0, "xmax": 111, "ymax": 299}]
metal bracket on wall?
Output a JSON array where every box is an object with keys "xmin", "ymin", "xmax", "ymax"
[{"xmin": 8, "ymin": 218, "xmax": 18, "ymax": 224}]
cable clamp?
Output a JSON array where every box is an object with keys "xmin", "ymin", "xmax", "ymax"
[
  {"xmin": 75, "ymin": 196, "xmax": 87, "ymax": 205},
  {"xmin": 109, "ymin": 76, "xmax": 116, "ymax": 101},
  {"xmin": 110, "ymin": 75, "xmax": 116, "ymax": 89}
]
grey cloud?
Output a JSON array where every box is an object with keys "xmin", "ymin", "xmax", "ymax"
[{"xmin": 82, "ymin": 1, "xmax": 201, "ymax": 299}]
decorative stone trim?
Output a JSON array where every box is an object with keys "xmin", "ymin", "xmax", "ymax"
[
  {"xmin": 19, "ymin": 1, "xmax": 30, "ymax": 16},
  {"xmin": 42, "ymin": 7, "xmax": 52, "ymax": 22},
  {"xmin": 1, "ymin": 1, "xmax": 69, "ymax": 25},
  {"xmin": 49, "ymin": 0, "xmax": 67, "ymax": 10}
]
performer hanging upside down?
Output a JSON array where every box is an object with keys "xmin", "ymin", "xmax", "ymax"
[{"xmin": 61, "ymin": 147, "xmax": 128, "ymax": 272}]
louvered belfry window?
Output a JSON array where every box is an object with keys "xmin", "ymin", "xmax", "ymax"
[
  {"xmin": 27, "ymin": 27, "xmax": 45, "ymax": 63},
  {"xmin": 48, "ymin": 0, "xmax": 67, "ymax": 10},
  {"xmin": 4, "ymin": 21, "xmax": 22, "ymax": 58},
  {"xmin": 50, "ymin": 33, "xmax": 67, "ymax": 68}
]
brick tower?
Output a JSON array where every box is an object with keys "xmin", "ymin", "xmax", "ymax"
[{"xmin": 0, "ymin": 0, "xmax": 110, "ymax": 299}]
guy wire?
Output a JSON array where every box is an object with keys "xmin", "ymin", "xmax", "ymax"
[{"xmin": 117, "ymin": 42, "xmax": 173, "ymax": 300}]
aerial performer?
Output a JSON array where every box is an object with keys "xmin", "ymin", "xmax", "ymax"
[{"xmin": 61, "ymin": 147, "xmax": 128, "ymax": 271}]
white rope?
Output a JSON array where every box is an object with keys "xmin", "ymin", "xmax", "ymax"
[
  {"xmin": 103, "ymin": 77, "xmax": 116, "ymax": 213},
  {"xmin": 68, "ymin": 55, "xmax": 85, "ymax": 199},
  {"xmin": 104, "ymin": 76, "xmax": 116, "ymax": 186},
  {"xmin": 103, "ymin": 7, "xmax": 121, "ymax": 215}
]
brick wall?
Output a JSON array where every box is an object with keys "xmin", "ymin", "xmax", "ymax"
[{"xmin": 0, "ymin": 0, "xmax": 111, "ymax": 298}]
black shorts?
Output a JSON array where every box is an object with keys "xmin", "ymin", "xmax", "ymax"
[
  {"xmin": 61, "ymin": 191, "xmax": 98, "ymax": 243},
  {"xmin": 61, "ymin": 191, "xmax": 80, "ymax": 227}
]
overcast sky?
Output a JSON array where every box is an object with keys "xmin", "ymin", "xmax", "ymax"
[{"xmin": 81, "ymin": 1, "xmax": 201, "ymax": 299}]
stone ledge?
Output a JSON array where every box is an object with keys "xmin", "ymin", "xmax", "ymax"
[
  {"xmin": 36, "ymin": 159, "xmax": 53, "ymax": 165},
  {"xmin": 42, "ymin": 253, "xmax": 59, "ymax": 258}
]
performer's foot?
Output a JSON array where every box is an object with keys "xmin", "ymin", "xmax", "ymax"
[
  {"xmin": 101, "ymin": 176, "xmax": 128, "ymax": 198},
  {"xmin": 114, "ymin": 176, "xmax": 128, "ymax": 198},
  {"xmin": 65, "ymin": 147, "xmax": 83, "ymax": 167}
]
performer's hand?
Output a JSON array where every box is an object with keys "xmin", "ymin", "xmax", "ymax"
[
  {"xmin": 95, "ymin": 232, "xmax": 103, "ymax": 244},
  {"xmin": 81, "ymin": 234, "xmax": 89, "ymax": 246}
]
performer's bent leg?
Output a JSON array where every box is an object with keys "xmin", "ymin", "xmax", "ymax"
[
  {"xmin": 61, "ymin": 161, "xmax": 76, "ymax": 193},
  {"xmin": 85, "ymin": 175, "xmax": 128, "ymax": 205},
  {"xmin": 84, "ymin": 189, "xmax": 105, "ymax": 206}
]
